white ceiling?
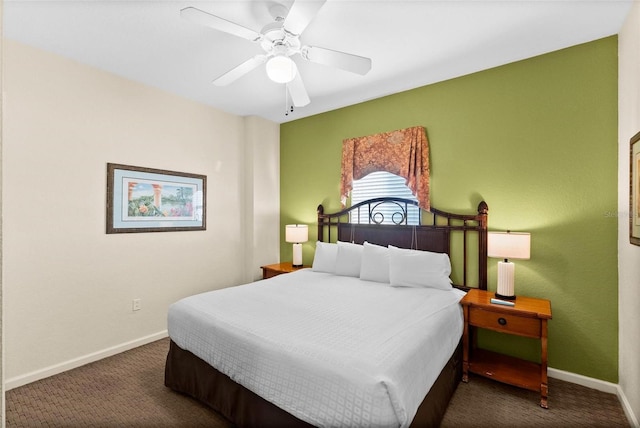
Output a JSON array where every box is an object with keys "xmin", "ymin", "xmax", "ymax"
[{"xmin": 3, "ymin": 0, "xmax": 633, "ymax": 124}]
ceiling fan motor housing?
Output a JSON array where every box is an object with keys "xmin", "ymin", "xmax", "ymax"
[{"xmin": 260, "ymin": 22, "xmax": 301, "ymax": 57}]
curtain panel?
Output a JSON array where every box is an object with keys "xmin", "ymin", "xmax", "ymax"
[{"xmin": 340, "ymin": 126, "xmax": 430, "ymax": 210}]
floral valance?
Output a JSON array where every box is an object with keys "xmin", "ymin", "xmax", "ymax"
[{"xmin": 340, "ymin": 125, "xmax": 430, "ymax": 210}]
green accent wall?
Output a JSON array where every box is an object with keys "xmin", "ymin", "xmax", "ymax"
[{"xmin": 280, "ymin": 37, "xmax": 618, "ymax": 382}]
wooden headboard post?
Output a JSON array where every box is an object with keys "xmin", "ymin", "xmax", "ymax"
[
  {"xmin": 317, "ymin": 204, "xmax": 326, "ymax": 243},
  {"xmin": 476, "ymin": 201, "xmax": 489, "ymax": 290},
  {"xmin": 317, "ymin": 198, "xmax": 489, "ymax": 290}
]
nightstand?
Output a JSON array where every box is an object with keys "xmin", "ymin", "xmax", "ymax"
[
  {"xmin": 461, "ymin": 288, "xmax": 552, "ymax": 408},
  {"xmin": 260, "ymin": 262, "xmax": 310, "ymax": 279}
]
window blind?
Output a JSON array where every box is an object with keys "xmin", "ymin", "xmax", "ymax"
[{"xmin": 350, "ymin": 171, "xmax": 420, "ymax": 225}]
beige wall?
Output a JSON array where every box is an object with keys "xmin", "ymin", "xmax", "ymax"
[
  {"xmin": 2, "ymin": 40, "xmax": 279, "ymax": 387},
  {"xmin": 618, "ymin": 4, "xmax": 640, "ymax": 426},
  {"xmin": 244, "ymin": 116, "xmax": 281, "ymax": 280}
]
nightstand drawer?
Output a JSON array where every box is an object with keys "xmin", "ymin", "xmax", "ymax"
[{"xmin": 469, "ymin": 307, "xmax": 541, "ymax": 338}]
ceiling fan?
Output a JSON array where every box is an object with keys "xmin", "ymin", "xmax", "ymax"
[{"xmin": 181, "ymin": 1, "xmax": 372, "ymax": 108}]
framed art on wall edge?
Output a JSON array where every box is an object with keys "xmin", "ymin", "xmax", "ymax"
[
  {"xmin": 630, "ymin": 131, "xmax": 640, "ymax": 246},
  {"xmin": 106, "ymin": 163, "xmax": 206, "ymax": 234}
]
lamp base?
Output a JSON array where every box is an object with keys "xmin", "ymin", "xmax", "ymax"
[
  {"xmin": 292, "ymin": 264, "xmax": 303, "ymax": 268},
  {"xmin": 496, "ymin": 260, "xmax": 516, "ymax": 301},
  {"xmin": 292, "ymin": 243, "xmax": 303, "ymax": 267},
  {"xmin": 495, "ymin": 292, "xmax": 516, "ymax": 300}
]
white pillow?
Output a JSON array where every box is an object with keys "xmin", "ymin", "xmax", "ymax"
[
  {"xmin": 359, "ymin": 242, "xmax": 390, "ymax": 283},
  {"xmin": 388, "ymin": 246, "xmax": 452, "ymax": 290},
  {"xmin": 334, "ymin": 241, "xmax": 364, "ymax": 277},
  {"xmin": 312, "ymin": 241, "xmax": 338, "ymax": 273}
]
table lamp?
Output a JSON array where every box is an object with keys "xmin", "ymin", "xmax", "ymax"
[
  {"xmin": 285, "ymin": 224, "xmax": 308, "ymax": 267},
  {"xmin": 487, "ymin": 231, "xmax": 531, "ymax": 300}
]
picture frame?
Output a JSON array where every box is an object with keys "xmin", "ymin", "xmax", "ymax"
[
  {"xmin": 630, "ymin": 131, "xmax": 640, "ymax": 246},
  {"xmin": 106, "ymin": 163, "xmax": 206, "ymax": 234}
]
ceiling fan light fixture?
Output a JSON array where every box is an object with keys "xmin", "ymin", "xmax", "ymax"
[{"xmin": 266, "ymin": 55, "xmax": 297, "ymax": 83}]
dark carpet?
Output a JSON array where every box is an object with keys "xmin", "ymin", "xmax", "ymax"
[{"xmin": 6, "ymin": 338, "xmax": 630, "ymax": 427}]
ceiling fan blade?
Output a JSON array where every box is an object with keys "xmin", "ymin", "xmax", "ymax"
[
  {"xmin": 283, "ymin": 0, "xmax": 327, "ymax": 35},
  {"xmin": 181, "ymin": 7, "xmax": 262, "ymax": 42},
  {"xmin": 287, "ymin": 73, "xmax": 310, "ymax": 107},
  {"xmin": 303, "ymin": 46, "xmax": 372, "ymax": 75},
  {"xmin": 213, "ymin": 55, "xmax": 267, "ymax": 86}
]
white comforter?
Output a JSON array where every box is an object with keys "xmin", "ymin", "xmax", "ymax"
[{"xmin": 168, "ymin": 269, "xmax": 465, "ymax": 428}]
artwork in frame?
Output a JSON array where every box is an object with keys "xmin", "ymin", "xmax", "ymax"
[
  {"xmin": 631, "ymin": 131, "xmax": 640, "ymax": 246},
  {"xmin": 106, "ymin": 163, "xmax": 206, "ymax": 234}
]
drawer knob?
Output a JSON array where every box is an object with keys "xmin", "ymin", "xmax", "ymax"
[{"xmin": 498, "ymin": 317, "xmax": 507, "ymax": 326}]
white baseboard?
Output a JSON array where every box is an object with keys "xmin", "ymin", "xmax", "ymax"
[
  {"xmin": 4, "ymin": 330, "xmax": 168, "ymax": 391},
  {"xmin": 617, "ymin": 385, "xmax": 640, "ymax": 428},
  {"xmin": 549, "ymin": 367, "xmax": 639, "ymax": 427},
  {"xmin": 548, "ymin": 367, "xmax": 618, "ymax": 393}
]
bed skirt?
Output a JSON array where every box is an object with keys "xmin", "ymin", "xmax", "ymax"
[{"xmin": 164, "ymin": 339, "xmax": 462, "ymax": 427}]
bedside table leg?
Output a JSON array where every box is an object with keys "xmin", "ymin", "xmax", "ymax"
[
  {"xmin": 540, "ymin": 319, "xmax": 549, "ymax": 408},
  {"xmin": 540, "ymin": 383, "xmax": 548, "ymax": 409}
]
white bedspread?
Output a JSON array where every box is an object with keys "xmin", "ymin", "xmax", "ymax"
[{"xmin": 168, "ymin": 269, "xmax": 465, "ymax": 428}]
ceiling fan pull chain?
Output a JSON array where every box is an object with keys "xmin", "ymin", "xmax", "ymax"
[
  {"xmin": 285, "ymin": 85, "xmax": 294, "ymax": 116},
  {"xmin": 285, "ymin": 85, "xmax": 289, "ymax": 116}
]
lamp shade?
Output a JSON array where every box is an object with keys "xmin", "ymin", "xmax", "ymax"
[
  {"xmin": 488, "ymin": 231, "xmax": 531, "ymax": 260},
  {"xmin": 285, "ymin": 224, "xmax": 308, "ymax": 244},
  {"xmin": 266, "ymin": 55, "xmax": 297, "ymax": 83}
]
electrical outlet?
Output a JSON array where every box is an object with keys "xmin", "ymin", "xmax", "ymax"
[{"xmin": 132, "ymin": 299, "xmax": 141, "ymax": 311}]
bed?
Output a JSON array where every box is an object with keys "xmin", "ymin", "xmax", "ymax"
[{"xmin": 165, "ymin": 197, "xmax": 488, "ymax": 427}]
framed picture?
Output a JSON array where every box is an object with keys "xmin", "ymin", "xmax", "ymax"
[
  {"xmin": 106, "ymin": 163, "xmax": 206, "ymax": 234},
  {"xmin": 630, "ymin": 132, "xmax": 640, "ymax": 246}
]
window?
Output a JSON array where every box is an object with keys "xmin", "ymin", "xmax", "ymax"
[{"xmin": 350, "ymin": 171, "xmax": 420, "ymax": 225}]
